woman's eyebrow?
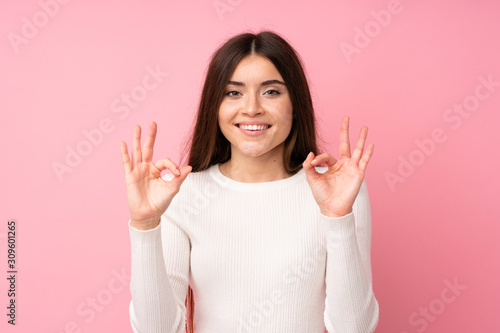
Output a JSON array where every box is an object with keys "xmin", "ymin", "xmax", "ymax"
[{"xmin": 227, "ymin": 79, "xmax": 286, "ymax": 87}]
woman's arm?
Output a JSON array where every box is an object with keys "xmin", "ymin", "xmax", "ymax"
[
  {"xmin": 129, "ymin": 212, "xmax": 190, "ymax": 333},
  {"xmin": 120, "ymin": 121, "xmax": 192, "ymax": 332},
  {"xmin": 322, "ymin": 180, "xmax": 379, "ymax": 333}
]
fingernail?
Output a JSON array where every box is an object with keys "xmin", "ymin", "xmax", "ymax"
[{"xmin": 175, "ymin": 169, "xmax": 181, "ymax": 176}]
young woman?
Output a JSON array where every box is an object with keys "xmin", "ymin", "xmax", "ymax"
[{"xmin": 121, "ymin": 31, "xmax": 379, "ymax": 332}]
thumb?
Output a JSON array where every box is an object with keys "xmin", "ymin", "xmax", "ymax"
[
  {"xmin": 169, "ymin": 165, "xmax": 192, "ymax": 186},
  {"xmin": 302, "ymin": 152, "xmax": 319, "ymax": 181},
  {"xmin": 178, "ymin": 165, "xmax": 192, "ymax": 179}
]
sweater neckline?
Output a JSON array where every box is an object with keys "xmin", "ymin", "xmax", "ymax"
[{"xmin": 209, "ymin": 163, "xmax": 305, "ymax": 190}]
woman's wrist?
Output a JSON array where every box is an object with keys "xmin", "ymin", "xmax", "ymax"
[
  {"xmin": 130, "ymin": 217, "xmax": 161, "ymax": 230},
  {"xmin": 320, "ymin": 208, "xmax": 352, "ymax": 218}
]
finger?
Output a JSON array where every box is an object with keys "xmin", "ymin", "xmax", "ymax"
[
  {"xmin": 142, "ymin": 121, "xmax": 157, "ymax": 163},
  {"xmin": 359, "ymin": 144, "xmax": 374, "ymax": 171},
  {"xmin": 132, "ymin": 125, "xmax": 142, "ymax": 167},
  {"xmin": 339, "ymin": 116, "xmax": 351, "ymax": 158},
  {"xmin": 351, "ymin": 126, "xmax": 368, "ymax": 163},
  {"xmin": 153, "ymin": 157, "xmax": 182, "ymax": 177},
  {"xmin": 120, "ymin": 141, "xmax": 132, "ymax": 174},
  {"xmin": 311, "ymin": 152, "xmax": 338, "ymax": 168}
]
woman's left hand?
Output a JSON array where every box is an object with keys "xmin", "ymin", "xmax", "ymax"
[{"xmin": 303, "ymin": 116, "xmax": 374, "ymax": 217}]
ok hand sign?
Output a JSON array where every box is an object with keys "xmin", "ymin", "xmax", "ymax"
[
  {"xmin": 303, "ymin": 116, "xmax": 374, "ymax": 217},
  {"xmin": 120, "ymin": 121, "xmax": 192, "ymax": 229}
]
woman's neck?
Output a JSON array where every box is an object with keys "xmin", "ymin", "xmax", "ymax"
[{"xmin": 219, "ymin": 157, "xmax": 293, "ymax": 183}]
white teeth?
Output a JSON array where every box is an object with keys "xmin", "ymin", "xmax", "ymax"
[{"xmin": 239, "ymin": 124, "xmax": 270, "ymax": 131}]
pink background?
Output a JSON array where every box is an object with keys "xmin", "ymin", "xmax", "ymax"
[{"xmin": 1, "ymin": 0, "xmax": 499, "ymax": 332}]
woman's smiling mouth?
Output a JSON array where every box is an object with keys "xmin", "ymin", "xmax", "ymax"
[{"xmin": 234, "ymin": 123, "xmax": 272, "ymax": 136}]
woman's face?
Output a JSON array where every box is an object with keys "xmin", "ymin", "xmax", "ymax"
[{"xmin": 218, "ymin": 54, "xmax": 293, "ymax": 161}]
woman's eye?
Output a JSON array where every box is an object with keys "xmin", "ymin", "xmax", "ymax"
[
  {"xmin": 226, "ymin": 91, "xmax": 241, "ymax": 97},
  {"xmin": 264, "ymin": 90, "xmax": 280, "ymax": 95}
]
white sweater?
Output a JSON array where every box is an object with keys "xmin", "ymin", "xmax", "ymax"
[{"xmin": 128, "ymin": 164, "xmax": 379, "ymax": 333}]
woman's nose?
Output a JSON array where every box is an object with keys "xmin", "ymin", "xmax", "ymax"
[{"xmin": 243, "ymin": 94, "xmax": 263, "ymax": 115}]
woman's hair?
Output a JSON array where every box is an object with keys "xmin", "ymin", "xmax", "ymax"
[{"xmin": 179, "ymin": 30, "xmax": 324, "ymax": 332}]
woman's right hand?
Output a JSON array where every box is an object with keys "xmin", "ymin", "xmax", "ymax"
[{"xmin": 120, "ymin": 121, "xmax": 192, "ymax": 230}]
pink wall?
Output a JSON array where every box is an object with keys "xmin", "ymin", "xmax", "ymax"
[{"xmin": 1, "ymin": 0, "xmax": 499, "ymax": 332}]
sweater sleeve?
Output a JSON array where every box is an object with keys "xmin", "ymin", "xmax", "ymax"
[
  {"xmin": 322, "ymin": 180, "xmax": 379, "ymax": 333},
  {"xmin": 128, "ymin": 211, "xmax": 191, "ymax": 333}
]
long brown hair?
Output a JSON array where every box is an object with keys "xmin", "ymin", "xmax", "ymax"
[{"xmin": 179, "ymin": 30, "xmax": 325, "ymax": 332}]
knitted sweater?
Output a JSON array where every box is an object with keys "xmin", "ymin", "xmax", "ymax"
[{"xmin": 128, "ymin": 163, "xmax": 379, "ymax": 332}]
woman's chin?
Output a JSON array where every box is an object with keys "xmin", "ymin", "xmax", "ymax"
[
  {"xmin": 231, "ymin": 142, "xmax": 284, "ymax": 160},
  {"xmin": 237, "ymin": 143, "xmax": 267, "ymax": 156}
]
